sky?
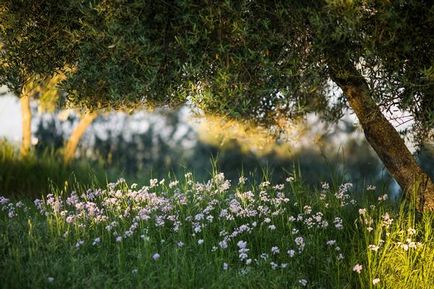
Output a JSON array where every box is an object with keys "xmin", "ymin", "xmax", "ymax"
[{"xmin": 0, "ymin": 92, "xmax": 21, "ymax": 143}]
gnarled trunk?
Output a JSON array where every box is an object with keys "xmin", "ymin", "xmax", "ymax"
[
  {"xmin": 329, "ymin": 62, "xmax": 434, "ymax": 211},
  {"xmin": 20, "ymin": 85, "xmax": 32, "ymax": 158},
  {"xmin": 63, "ymin": 111, "xmax": 97, "ymax": 164}
]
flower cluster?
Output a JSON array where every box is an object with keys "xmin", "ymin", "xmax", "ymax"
[{"xmin": 0, "ymin": 175, "xmax": 365, "ymax": 283}]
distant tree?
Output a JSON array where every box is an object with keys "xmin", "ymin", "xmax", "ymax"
[
  {"xmin": 62, "ymin": 111, "xmax": 98, "ymax": 164},
  {"xmin": 0, "ymin": 3, "xmax": 96, "ymax": 162},
  {"xmin": 1, "ymin": 71, "xmax": 97, "ymax": 163},
  {"xmin": 1, "ymin": 1, "xmax": 433, "ymax": 210},
  {"xmin": 0, "ymin": 2, "xmax": 77, "ymax": 157},
  {"xmin": 36, "ymin": 76, "xmax": 99, "ymax": 164}
]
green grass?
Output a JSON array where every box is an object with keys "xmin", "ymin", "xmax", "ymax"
[
  {"xmin": 0, "ymin": 140, "xmax": 108, "ymax": 198},
  {"xmin": 1, "ymin": 171, "xmax": 433, "ymax": 289}
]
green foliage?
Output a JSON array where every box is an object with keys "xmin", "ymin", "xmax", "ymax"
[
  {"xmin": 0, "ymin": 1, "xmax": 78, "ymax": 93},
  {"xmin": 1, "ymin": 1, "xmax": 432, "ymax": 137}
]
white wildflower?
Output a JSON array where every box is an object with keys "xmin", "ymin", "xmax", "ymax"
[
  {"xmin": 274, "ymin": 184, "xmax": 284, "ymax": 190},
  {"xmin": 381, "ymin": 213, "xmax": 393, "ymax": 227},
  {"xmin": 237, "ymin": 240, "xmax": 247, "ymax": 249},
  {"xmin": 353, "ymin": 264, "xmax": 363, "ymax": 274},
  {"xmin": 75, "ymin": 240, "xmax": 84, "ymax": 249},
  {"xmin": 169, "ymin": 180, "xmax": 179, "ymax": 188},
  {"xmin": 295, "ymin": 237, "xmax": 305, "ymax": 251},
  {"xmin": 149, "ymin": 179, "xmax": 158, "ymax": 188},
  {"xmin": 373, "ymin": 278, "xmax": 380, "ymax": 285},
  {"xmin": 326, "ymin": 240, "xmax": 336, "ymax": 246},
  {"xmin": 298, "ymin": 279, "xmax": 308, "ymax": 286},
  {"xmin": 358, "ymin": 208, "xmax": 367, "ymax": 215},
  {"xmin": 407, "ymin": 228, "xmax": 416, "ymax": 236},
  {"xmin": 223, "ymin": 263, "xmax": 229, "ymax": 270},
  {"xmin": 368, "ymin": 244, "xmax": 380, "ymax": 252},
  {"xmin": 286, "ymin": 176, "xmax": 295, "ymax": 182},
  {"xmin": 219, "ymin": 240, "xmax": 228, "ymax": 249},
  {"xmin": 334, "ymin": 217, "xmax": 344, "ymax": 230},
  {"xmin": 303, "ymin": 205, "xmax": 312, "ymax": 214},
  {"xmin": 367, "ymin": 185, "xmax": 376, "ymax": 191},
  {"xmin": 0, "ymin": 196, "xmax": 10, "ymax": 205},
  {"xmin": 271, "ymin": 246, "xmax": 280, "ymax": 255},
  {"xmin": 321, "ymin": 182, "xmax": 330, "ymax": 190},
  {"xmin": 92, "ymin": 237, "xmax": 101, "ymax": 246},
  {"xmin": 287, "ymin": 249, "xmax": 295, "ymax": 257},
  {"xmin": 152, "ymin": 253, "xmax": 160, "ymax": 261}
]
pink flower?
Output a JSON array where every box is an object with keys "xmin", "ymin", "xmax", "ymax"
[{"xmin": 353, "ymin": 264, "xmax": 363, "ymax": 274}]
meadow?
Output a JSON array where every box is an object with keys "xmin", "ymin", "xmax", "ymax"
[
  {"xmin": 1, "ymin": 170, "xmax": 433, "ymax": 289},
  {"xmin": 2, "ymin": 2, "xmax": 434, "ymax": 288}
]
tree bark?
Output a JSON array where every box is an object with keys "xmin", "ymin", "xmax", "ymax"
[
  {"xmin": 63, "ymin": 111, "xmax": 97, "ymax": 164},
  {"xmin": 328, "ymin": 61, "xmax": 434, "ymax": 211},
  {"xmin": 20, "ymin": 85, "xmax": 32, "ymax": 158}
]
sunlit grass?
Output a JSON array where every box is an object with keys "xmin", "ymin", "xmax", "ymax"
[{"xmin": 0, "ymin": 172, "xmax": 433, "ymax": 289}]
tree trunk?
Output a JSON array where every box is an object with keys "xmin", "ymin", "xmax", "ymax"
[
  {"xmin": 328, "ymin": 61, "xmax": 434, "ymax": 211},
  {"xmin": 63, "ymin": 111, "xmax": 97, "ymax": 164},
  {"xmin": 20, "ymin": 85, "xmax": 32, "ymax": 158}
]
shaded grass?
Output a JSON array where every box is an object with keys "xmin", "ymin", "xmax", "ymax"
[{"xmin": 0, "ymin": 141, "xmax": 107, "ymax": 198}]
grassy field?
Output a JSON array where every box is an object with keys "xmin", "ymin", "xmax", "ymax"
[
  {"xmin": 1, "ymin": 171, "xmax": 433, "ymax": 289},
  {"xmin": 0, "ymin": 141, "xmax": 109, "ymax": 198}
]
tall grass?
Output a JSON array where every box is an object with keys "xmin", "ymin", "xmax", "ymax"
[
  {"xmin": 1, "ymin": 171, "xmax": 432, "ymax": 289},
  {"xmin": 0, "ymin": 141, "xmax": 106, "ymax": 198}
]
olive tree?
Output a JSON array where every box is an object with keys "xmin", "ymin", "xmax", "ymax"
[
  {"xmin": 1, "ymin": 1, "xmax": 434, "ymax": 210},
  {"xmin": 34, "ymin": 76, "xmax": 99, "ymax": 164},
  {"xmin": 0, "ymin": 2, "xmax": 96, "ymax": 161}
]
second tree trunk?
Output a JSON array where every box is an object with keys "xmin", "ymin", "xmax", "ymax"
[
  {"xmin": 63, "ymin": 111, "xmax": 98, "ymax": 164},
  {"xmin": 20, "ymin": 86, "xmax": 32, "ymax": 158}
]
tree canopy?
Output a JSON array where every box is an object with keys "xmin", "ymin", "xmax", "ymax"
[
  {"xmin": 0, "ymin": 1, "xmax": 78, "ymax": 91},
  {"xmin": 1, "ymin": 1, "xmax": 432, "ymax": 134},
  {"xmin": 1, "ymin": 0, "xmax": 434, "ymax": 209}
]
